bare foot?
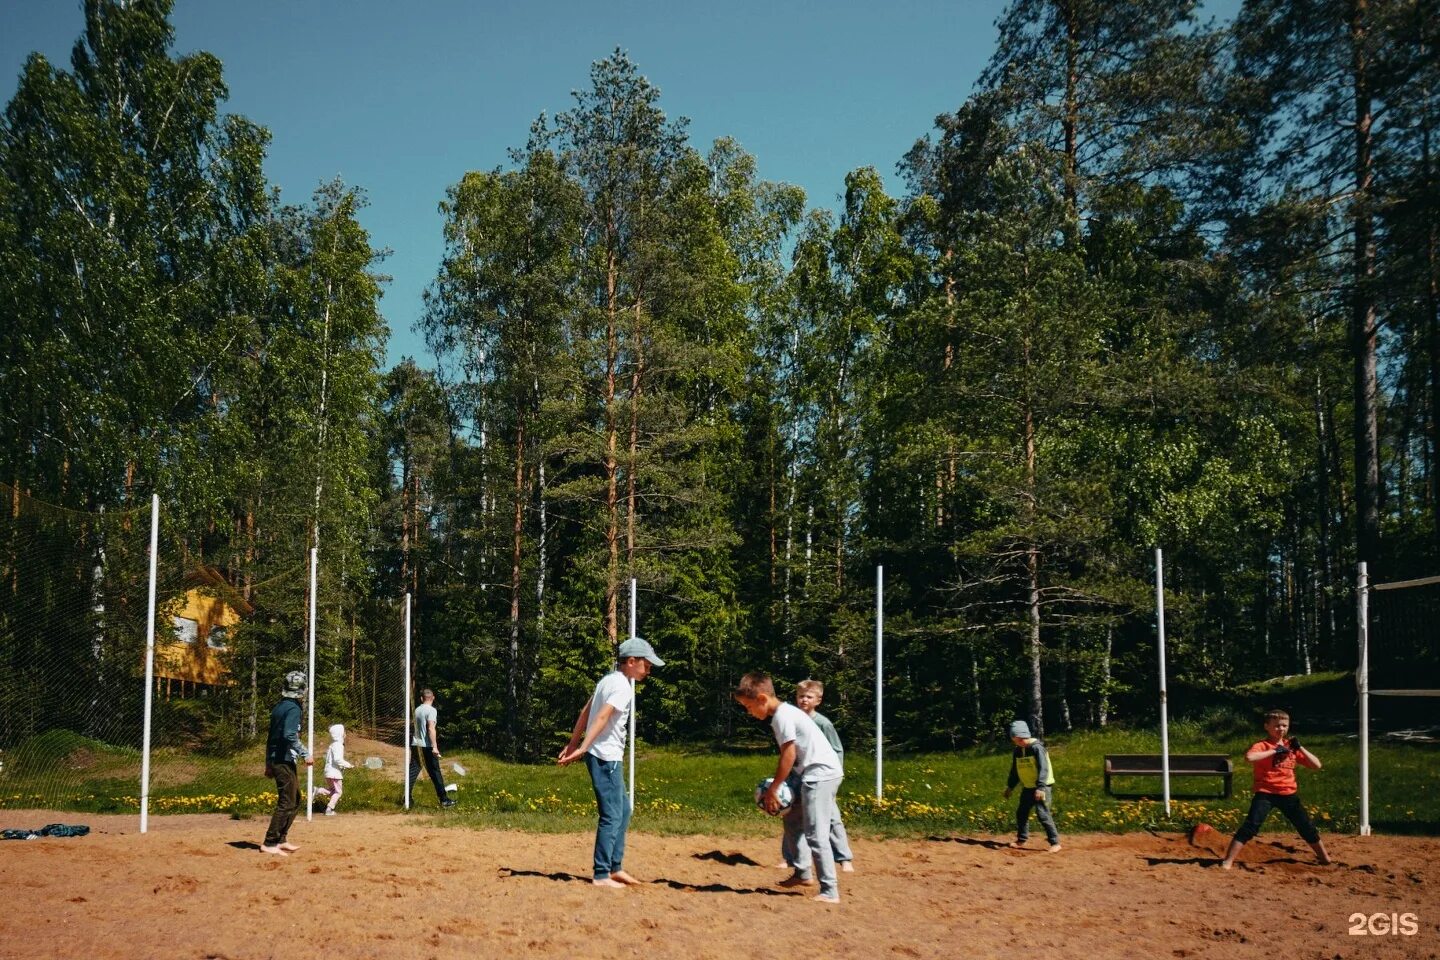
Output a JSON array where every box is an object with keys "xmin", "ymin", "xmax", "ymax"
[
  {"xmin": 278, "ymin": 842, "xmax": 300, "ymax": 852},
  {"xmin": 1047, "ymin": 843, "xmax": 1062, "ymax": 853},
  {"xmin": 774, "ymin": 861, "xmax": 791, "ymax": 869},
  {"xmin": 592, "ymin": 877, "xmax": 626, "ymax": 889},
  {"xmin": 1006, "ymin": 841, "xmax": 1026, "ymax": 849},
  {"xmin": 840, "ymin": 861, "xmax": 855, "ymax": 873},
  {"xmin": 777, "ymin": 874, "xmax": 815, "ymax": 889},
  {"xmin": 1220, "ymin": 860, "xmax": 1234, "ymax": 870},
  {"xmin": 258, "ymin": 844, "xmax": 289, "ymax": 856},
  {"xmin": 812, "ymin": 893, "xmax": 840, "ymax": 904},
  {"xmin": 610, "ymin": 870, "xmax": 642, "ymax": 885},
  {"xmin": 1317, "ymin": 856, "xmax": 1333, "ymax": 866}
]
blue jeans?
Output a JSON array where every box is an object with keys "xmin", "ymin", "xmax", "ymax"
[
  {"xmin": 1016, "ymin": 784, "xmax": 1060, "ymax": 845},
  {"xmin": 585, "ymin": 753, "xmax": 631, "ymax": 880}
]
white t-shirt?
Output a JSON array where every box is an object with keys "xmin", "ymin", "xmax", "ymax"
[
  {"xmin": 585, "ymin": 670, "xmax": 634, "ymax": 762},
  {"xmin": 771, "ymin": 702, "xmax": 841, "ymax": 783},
  {"xmin": 413, "ymin": 703, "xmax": 438, "ymax": 747}
]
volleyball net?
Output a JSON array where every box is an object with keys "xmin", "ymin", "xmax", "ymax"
[{"xmin": 0, "ymin": 483, "xmax": 407, "ymax": 824}]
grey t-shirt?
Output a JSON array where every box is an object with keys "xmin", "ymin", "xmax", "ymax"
[
  {"xmin": 810, "ymin": 710, "xmax": 844, "ymax": 772},
  {"xmin": 771, "ymin": 702, "xmax": 841, "ymax": 783},
  {"xmin": 413, "ymin": 703, "xmax": 438, "ymax": 747}
]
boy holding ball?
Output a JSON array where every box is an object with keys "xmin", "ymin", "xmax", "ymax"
[{"xmin": 734, "ymin": 672, "xmax": 843, "ymax": 904}]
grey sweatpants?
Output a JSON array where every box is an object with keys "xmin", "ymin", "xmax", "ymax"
[
  {"xmin": 781, "ymin": 776, "xmax": 842, "ymax": 898},
  {"xmin": 782, "ymin": 776, "xmax": 852, "ymax": 865}
]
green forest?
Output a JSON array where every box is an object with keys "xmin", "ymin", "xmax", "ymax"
[{"xmin": 2, "ymin": 0, "xmax": 1438, "ymax": 761}]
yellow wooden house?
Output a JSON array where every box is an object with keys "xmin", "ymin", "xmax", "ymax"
[{"xmin": 154, "ymin": 567, "xmax": 248, "ymax": 695}]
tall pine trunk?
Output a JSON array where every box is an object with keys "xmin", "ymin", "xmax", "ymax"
[
  {"xmin": 1098, "ymin": 625, "xmax": 1112, "ymax": 728},
  {"xmin": 508, "ymin": 416, "xmax": 525, "ymax": 755},
  {"xmin": 604, "ymin": 240, "xmax": 620, "ymax": 646},
  {"xmin": 1024, "ymin": 386, "xmax": 1043, "ymax": 738}
]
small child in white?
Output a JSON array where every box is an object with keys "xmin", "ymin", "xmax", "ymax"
[{"xmin": 312, "ymin": 723, "xmax": 354, "ymax": 815}]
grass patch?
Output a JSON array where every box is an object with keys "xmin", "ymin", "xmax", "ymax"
[{"xmin": 4, "ymin": 726, "xmax": 1436, "ymax": 837}]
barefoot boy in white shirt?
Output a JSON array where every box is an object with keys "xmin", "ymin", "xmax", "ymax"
[{"xmin": 734, "ymin": 671, "xmax": 843, "ymax": 904}]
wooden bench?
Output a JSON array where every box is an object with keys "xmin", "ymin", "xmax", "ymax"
[{"xmin": 1103, "ymin": 754, "xmax": 1233, "ymax": 798}]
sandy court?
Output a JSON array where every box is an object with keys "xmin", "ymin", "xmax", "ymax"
[{"xmin": 0, "ymin": 810, "xmax": 1434, "ymax": 960}]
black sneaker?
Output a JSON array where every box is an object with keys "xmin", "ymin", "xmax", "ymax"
[{"xmin": 441, "ymin": 799, "xmax": 456, "ymax": 808}]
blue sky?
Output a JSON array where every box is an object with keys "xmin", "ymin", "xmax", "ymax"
[{"xmin": 2, "ymin": 0, "xmax": 1240, "ymax": 369}]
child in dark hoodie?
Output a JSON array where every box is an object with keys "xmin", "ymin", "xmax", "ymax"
[{"xmin": 1003, "ymin": 719, "xmax": 1060, "ymax": 852}]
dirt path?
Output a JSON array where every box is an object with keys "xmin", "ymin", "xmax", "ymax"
[{"xmin": 0, "ymin": 811, "xmax": 1433, "ymax": 959}]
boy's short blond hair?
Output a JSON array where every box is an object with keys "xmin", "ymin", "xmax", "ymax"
[
  {"xmin": 795, "ymin": 679, "xmax": 824, "ymax": 698},
  {"xmin": 1264, "ymin": 709, "xmax": 1290, "ymax": 723},
  {"xmin": 734, "ymin": 672, "xmax": 775, "ymax": 700}
]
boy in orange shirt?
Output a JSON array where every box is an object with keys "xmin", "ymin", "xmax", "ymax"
[{"xmin": 1220, "ymin": 709, "xmax": 1332, "ymax": 869}]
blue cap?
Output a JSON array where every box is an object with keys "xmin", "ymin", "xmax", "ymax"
[
  {"xmin": 1009, "ymin": 720, "xmax": 1031, "ymax": 738},
  {"xmin": 617, "ymin": 636, "xmax": 664, "ymax": 666}
]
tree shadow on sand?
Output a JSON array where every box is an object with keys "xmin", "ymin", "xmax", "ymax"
[
  {"xmin": 498, "ymin": 867, "xmax": 587, "ymax": 883},
  {"xmin": 498, "ymin": 866, "xmax": 801, "ymax": 896},
  {"xmin": 692, "ymin": 850, "xmax": 760, "ymax": 866},
  {"xmin": 1144, "ymin": 855, "xmax": 1360, "ymax": 871},
  {"xmin": 926, "ymin": 836, "xmax": 1009, "ymax": 850},
  {"xmin": 648, "ymin": 877, "xmax": 803, "ymax": 896},
  {"xmin": 1142, "ymin": 855, "xmax": 1225, "ymax": 868}
]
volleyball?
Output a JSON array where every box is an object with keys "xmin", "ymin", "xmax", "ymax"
[{"xmin": 754, "ymin": 777, "xmax": 794, "ymax": 815}]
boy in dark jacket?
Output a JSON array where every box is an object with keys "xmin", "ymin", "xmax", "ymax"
[{"xmin": 1004, "ymin": 719, "xmax": 1060, "ymax": 852}]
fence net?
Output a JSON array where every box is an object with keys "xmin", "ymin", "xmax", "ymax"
[
  {"xmin": 0, "ymin": 484, "xmax": 151, "ymax": 810},
  {"xmin": 0, "ymin": 484, "xmax": 408, "ymax": 817},
  {"xmin": 1369, "ymin": 577, "xmax": 1440, "ymax": 692}
]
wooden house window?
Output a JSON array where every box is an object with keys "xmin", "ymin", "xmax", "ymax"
[{"xmin": 172, "ymin": 616, "xmax": 198, "ymax": 644}]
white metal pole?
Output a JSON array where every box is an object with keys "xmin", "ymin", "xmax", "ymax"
[
  {"xmin": 876, "ymin": 565, "xmax": 884, "ymax": 801},
  {"xmin": 628, "ymin": 577, "xmax": 637, "ymax": 808},
  {"xmin": 306, "ymin": 546, "xmax": 317, "ymax": 822},
  {"xmin": 1358, "ymin": 562, "xmax": 1371, "ymax": 836},
  {"xmin": 1156, "ymin": 547, "xmax": 1171, "ymax": 817},
  {"xmin": 139, "ymin": 494, "xmax": 159, "ymax": 835},
  {"xmin": 404, "ymin": 592, "xmax": 412, "ymax": 811}
]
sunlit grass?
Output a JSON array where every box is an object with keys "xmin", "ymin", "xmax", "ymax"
[{"xmin": 3, "ymin": 725, "xmax": 1434, "ymax": 837}]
